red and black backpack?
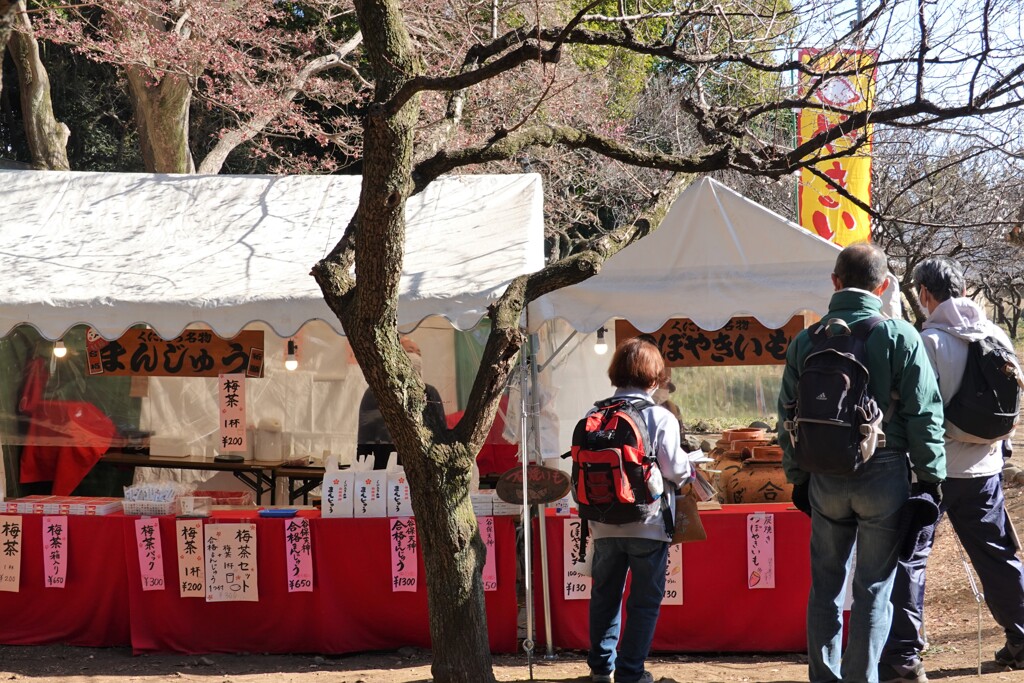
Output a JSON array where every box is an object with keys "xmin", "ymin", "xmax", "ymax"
[{"xmin": 568, "ymin": 397, "xmax": 673, "ymax": 559}]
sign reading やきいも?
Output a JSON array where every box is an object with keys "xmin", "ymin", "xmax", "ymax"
[{"xmin": 615, "ymin": 316, "xmax": 806, "ymax": 367}]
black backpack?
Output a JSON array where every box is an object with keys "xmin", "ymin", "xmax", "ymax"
[
  {"xmin": 568, "ymin": 397, "xmax": 673, "ymax": 560},
  {"xmin": 944, "ymin": 334, "xmax": 1022, "ymax": 442},
  {"xmin": 783, "ymin": 316, "xmax": 887, "ymax": 476}
]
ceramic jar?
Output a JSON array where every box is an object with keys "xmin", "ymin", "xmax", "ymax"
[
  {"xmin": 731, "ymin": 439, "xmax": 772, "ymax": 458},
  {"xmin": 718, "ymin": 460, "xmax": 792, "ymax": 504},
  {"xmin": 711, "ymin": 448, "xmax": 745, "ymax": 504},
  {"xmin": 721, "ymin": 427, "xmax": 766, "ymax": 443},
  {"xmin": 750, "ymin": 445, "xmax": 784, "ymax": 463}
]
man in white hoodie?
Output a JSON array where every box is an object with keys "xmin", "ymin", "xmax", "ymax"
[{"xmin": 879, "ymin": 257, "xmax": 1024, "ymax": 682}]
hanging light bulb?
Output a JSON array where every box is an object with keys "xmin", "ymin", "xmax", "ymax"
[
  {"xmin": 593, "ymin": 327, "xmax": 608, "ymax": 355},
  {"xmin": 53, "ymin": 340, "xmax": 68, "ymax": 359},
  {"xmin": 284, "ymin": 339, "xmax": 299, "ymax": 371}
]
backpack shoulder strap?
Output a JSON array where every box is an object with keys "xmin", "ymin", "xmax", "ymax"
[
  {"xmin": 850, "ymin": 315, "xmax": 901, "ymax": 422},
  {"xmin": 628, "ymin": 397, "xmax": 655, "ymax": 411},
  {"xmin": 593, "ymin": 396, "xmax": 654, "ymax": 411},
  {"xmin": 810, "ymin": 315, "xmax": 885, "ymax": 341},
  {"xmin": 850, "ymin": 315, "xmax": 886, "ymax": 341}
]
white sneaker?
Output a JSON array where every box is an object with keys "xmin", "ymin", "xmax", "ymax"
[{"xmin": 591, "ymin": 671, "xmax": 613, "ymax": 683}]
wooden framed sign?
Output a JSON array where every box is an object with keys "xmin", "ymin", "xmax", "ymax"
[
  {"xmin": 614, "ymin": 316, "xmax": 809, "ymax": 367},
  {"xmin": 85, "ymin": 327, "xmax": 265, "ymax": 377}
]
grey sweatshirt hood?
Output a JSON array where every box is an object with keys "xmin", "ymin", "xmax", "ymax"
[{"xmin": 922, "ymin": 297, "xmax": 992, "ymax": 342}]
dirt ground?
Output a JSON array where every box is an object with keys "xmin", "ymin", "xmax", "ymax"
[{"xmin": 2, "ymin": 481, "xmax": 1024, "ymax": 682}]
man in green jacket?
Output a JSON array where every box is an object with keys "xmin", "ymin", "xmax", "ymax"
[{"xmin": 777, "ymin": 243, "xmax": 946, "ymax": 683}]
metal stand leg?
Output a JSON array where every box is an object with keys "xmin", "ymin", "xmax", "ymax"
[
  {"xmin": 952, "ymin": 532, "xmax": 984, "ymax": 675},
  {"xmin": 529, "ymin": 334, "xmax": 556, "ymax": 659}
]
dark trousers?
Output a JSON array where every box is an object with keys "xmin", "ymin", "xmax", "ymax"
[{"xmin": 883, "ymin": 474, "xmax": 1024, "ymax": 666}]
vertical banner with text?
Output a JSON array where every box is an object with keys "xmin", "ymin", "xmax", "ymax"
[
  {"xmin": 218, "ymin": 373, "xmax": 247, "ymax": 452},
  {"xmin": 285, "ymin": 518, "xmax": 314, "ymax": 592},
  {"xmin": 480, "ymin": 516, "xmax": 498, "ymax": 592},
  {"xmin": 563, "ymin": 518, "xmax": 592, "ymax": 600},
  {"xmin": 135, "ymin": 518, "xmax": 166, "ymax": 591},
  {"xmin": 42, "ymin": 516, "xmax": 67, "ymax": 588},
  {"xmin": 747, "ymin": 513, "xmax": 776, "ymax": 589},
  {"xmin": 176, "ymin": 519, "xmax": 206, "ymax": 598},
  {"xmin": 797, "ymin": 49, "xmax": 876, "ymax": 246},
  {"xmin": 662, "ymin": 543, "xmax": 683, "ymax": 605},
  {"xmin": 205, "ymin": 523, "xmax": 259, "ymax": 602},
  {"xmin": 0, "ymin": 516, "xmax": 22, "ymax": 592},
  {"xmin": 390, "ymin": 517, "xmax": 418, "ymax": 592}
]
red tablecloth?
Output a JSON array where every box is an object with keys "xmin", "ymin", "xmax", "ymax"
[
  {"xmin": 0, "ymin": 514, "xmax": 131, "ymax": 647},
  {"xmin": 0, "ymin": 511, "xmax": 518, "ymax": 655},
  {"xmin": 533, "ymin": 503, "xmax": 811, "ymax": 652},
  {"xmin": 125, "ymin": 512, "xmax": 519, "ymax": 655}
]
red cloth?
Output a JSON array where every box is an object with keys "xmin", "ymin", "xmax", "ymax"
[
  {"xmin": 18, "ymin": 358, "xmax": 116, "ymax": 494},
  {"xmin": 0, "ymin": 512, "xmax": 518, "ymax": 654},
  {"xmin": 0, "ymin": 514, "xmax": 131, "ymax": 647},
  {"xmin": 446, "ymin": 396, "xmax": 520, "ymax": 476},
  {"xmin": 125, "ymin": 512, "xmax": 519, "ymax": 655},
  {"xmin": 533, "ymin": 503, "xmax": 812, "ymax": 652}
]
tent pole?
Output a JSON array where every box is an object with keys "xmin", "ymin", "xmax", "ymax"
[
  {"xmin": 529, "ymin": 333, "xmax": 556, "ymax": 659},
  {"xmin": 536, "ymin": 329, "xmax": 577, "ymax": 374},
  {"xmin": 518, "ymin": 348, "xmax": 536, "ymax": 670}
]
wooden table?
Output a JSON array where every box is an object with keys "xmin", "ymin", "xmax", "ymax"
[
  {"xmin": 101, "ymin": 451, "xmax": 282, "ymax": 504},
  {"xmin": 273, "ymin": 463, "xmax": 327, "ymax": 504}
]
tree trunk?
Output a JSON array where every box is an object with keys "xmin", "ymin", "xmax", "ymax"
[
  {"xmin": 125, "ymin": 67, "xmax": 195, "ymax": 173},
  {"xmin": 7, "ymin": 1, "xmax": 69, "ymax": 170},
  {"xmin": 404, "ymin": 443, "xmax": 492, "ymax": 683},
  {"xmin": 310, "ymin": 1, "xmax": 500, "ymax": 680},
  {"xmin": 0, "ymin": 1, "xmax": 16, "ymax": 68}
]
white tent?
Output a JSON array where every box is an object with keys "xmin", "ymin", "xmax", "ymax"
[
  {"xmin": 528, "ymin": 176, "xmax": 897, "ymax": 333},
  {"xmin": 0, "ymin": 170, "xmax": 545, "ymax": 340},
  {"xmin": 0, "ymin": 170, "xmax": 546, "ymax": 491},
  {"xmin": 523, "ymin": 177, "xmax": 900, "ymax": 459}
]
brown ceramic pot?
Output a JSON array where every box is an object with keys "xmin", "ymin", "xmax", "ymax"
[
  {"xmin": 721, "ymin": 427, "xmax": 766, "ymax": 443},
  {"xmin": 718, "ymin": 461, "xmax": 792, "ymax": 504},
  {"xmin": 710, "ymin": 449, "xmax": 745, "ymax": 504},
  {"xmin": 750, "ymin": 445, "xmax": 784, "ymax": 463},
  {"xmin": 731, "ymin": 439, "xmax": 772, "ymax": 458}
]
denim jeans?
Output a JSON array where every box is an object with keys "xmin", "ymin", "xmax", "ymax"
[
  {"xmin": 807, "ymin": 451, "xmax": 910, "ymax": 683},
  {"xmin": 884, "ymin": 474, "xmax": 1024, "ymax": 667},
  {"xmin": 588, "ymin": 537, "xmax": 669, "ymax": 682}
]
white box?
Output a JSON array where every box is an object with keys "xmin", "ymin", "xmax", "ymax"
[
  {"xmin": 321, "ymin": 469, "xmax": 355, "ymax": 518},
  {"xmin": 387, "ymin": 471, "xmax": 414, "ymax": 517},
  {"xmin": 354, "ymin": 471, "xmax": 387, "ymax": 518},
  {"xmin": 471, "ymin": 492, "xmax": 494, "ymax": 517},
  {"xmin": 149, "ymin": 435, "xmax": 190, "ymax": 457},
  {"xmin": 492, "ymin": 499, "xmax": 522, "ymax": 516}
]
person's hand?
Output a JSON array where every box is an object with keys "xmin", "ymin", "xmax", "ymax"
[
  {"xmin": 791, "ymin": 481, "xmax": 812, "ymax": 517},
  {"xmin": 912, "ymin": 481, "xmax": 942, "ymax": 508}
]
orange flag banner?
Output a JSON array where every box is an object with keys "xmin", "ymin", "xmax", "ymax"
[{"xmin": 797, "ymin": 49, "xmax": 876, "ymax": 246}]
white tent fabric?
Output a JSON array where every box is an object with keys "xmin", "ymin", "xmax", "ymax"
[
  {"xmin": 523, "ymin": 177, "xmax": 901, "ymax": 462},
  {"xmin": 527, "ymin": 176, "xmax": 898, "ymax": 333},
  {"xmin": 0, "ymin": 170, "xmax": 545, "ymax": 340}
]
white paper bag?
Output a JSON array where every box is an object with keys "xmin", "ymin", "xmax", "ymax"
[
  {"xmin": 354, "ymin": 470, "xmax": 387, "ymax": 518},
  {"xmin": 387, "ymin": 470, "xmax": 414, "ymax": 517},
  {"xmin": 321, "ymin": 456, "xmax": 355, "ymax": 518}
]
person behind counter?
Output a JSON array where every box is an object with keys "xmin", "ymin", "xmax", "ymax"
[{"xmin": 357, "ymin": 337, "xmax": 446, "ymax": 469}]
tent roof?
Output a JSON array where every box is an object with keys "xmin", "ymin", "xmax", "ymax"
[
  {"xmin": 0, "ymin": 170, "xmax": 545, "ymax": 340},
  {"xmin": 528, "ymin": 177, "xmax": 893, "ymax": 332}
]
